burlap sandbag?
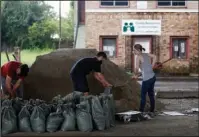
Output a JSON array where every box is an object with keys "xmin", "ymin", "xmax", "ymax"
[
  {"xmin": 30, "ymin": 106, "xmax": 46, "ymax": 133},
  {"xmin": 76, "ymin": 100, "xmax": 93, "ymax": 132},
  {"xmin": 18, "ymin": 105, "xmax": 32, "ymax": 132}
]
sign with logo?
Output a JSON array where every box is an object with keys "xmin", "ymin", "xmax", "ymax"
[{"xmin": 122, "ymin": 20, "xmax": 161, "ymax": 35}]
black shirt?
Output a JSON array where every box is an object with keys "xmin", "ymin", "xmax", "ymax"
[{"xmin": 70, "ymin": 57, "xmax": 102, "ymax": 76}]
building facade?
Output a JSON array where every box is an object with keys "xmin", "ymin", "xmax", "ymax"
[{"xmin": 74, "ymin": 1, "xmax": 198, "ymax": 74}]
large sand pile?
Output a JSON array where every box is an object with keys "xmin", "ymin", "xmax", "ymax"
[{"xmin": 23, "ymin": 49, "xmax": 146, "ymax": 112}]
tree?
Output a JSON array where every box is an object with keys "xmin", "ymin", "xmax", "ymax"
[
  {"xmin": 1, "ymin": 1, "xmax": 56, "ymax": 49},
  {"xmin": 1, "ymin": 1, "xmax": 74, "ymax": 50},
  {"xmin": 28, "ymin": 19, "xmax": 57, "ymax": 49}
]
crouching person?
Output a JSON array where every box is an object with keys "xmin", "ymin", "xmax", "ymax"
[{"xmin": 1, "ymin": 61, "xmax": 29, "ymax": 99}]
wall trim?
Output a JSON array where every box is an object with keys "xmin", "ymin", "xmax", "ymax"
[{"xmin": 86, "ymin": 9, "xmax": 198, "ymax": 13}]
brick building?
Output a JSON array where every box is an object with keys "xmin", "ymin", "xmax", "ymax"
[{"xmin": 74, "ymin": 1, "xmax": 198, "ymax": 74}]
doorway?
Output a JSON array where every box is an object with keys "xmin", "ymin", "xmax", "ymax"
[{"xmin": 132, "ymin": 37, "xmax": 152, "ymax": 72}]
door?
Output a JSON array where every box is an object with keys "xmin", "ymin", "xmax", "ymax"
[{"xmin": 132, "ymin": 37, "xmax": 151, "ymax": 72}]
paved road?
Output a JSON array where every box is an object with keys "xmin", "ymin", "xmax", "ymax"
[
  {"xmin": 137, "ymin": 81, "xmax": 198, "ymax": 91},
  {"xmin": 5, "ymin": 115, "xmax": 198, "ymax": 136}
]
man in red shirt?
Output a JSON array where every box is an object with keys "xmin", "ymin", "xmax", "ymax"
[{"xmin": 1, "ymin": 61, "xmax": 29, "ymax": 98}]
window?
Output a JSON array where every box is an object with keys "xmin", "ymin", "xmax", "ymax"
[
  {"xmin": 100, "ymin": 37, "xmax": 117, "ymax": 58},
  {"xmin": 100, "ymin": 0, "xmax": 128, "ymax": 6},
  {"xmin": 171, "ymin": 38, "xmax": 188, "ymax": 59},
  {"xmin": 157, "ymin": 0, "xmax": 186, "ymax": 7}
]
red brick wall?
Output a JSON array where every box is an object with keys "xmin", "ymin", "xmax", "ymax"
[{"xmin": 85, "ymin": 12, "xmax": 198, "ymax": 71}]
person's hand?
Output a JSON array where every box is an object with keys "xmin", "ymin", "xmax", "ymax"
[
  {"xmin": 153, "ymin": 62, "xmax": 163, "ymax": 70},
  {"xmin": 103, "ymin": 83, "xmax": 112, "ymax": 88},
  {"xmin": 106, "ymin": 83, "xmax": 112, "ymax": 87},
  {"xmin": 84, "ymin": 92, "xmax": 89, "ymax": 96},
  {"xmin": 132, "ymin": 75, "xmax": 138, "ymax": 80},
  {"xmin": 10, "ymin": 91, "xmax": 16, "ymax": 99}
]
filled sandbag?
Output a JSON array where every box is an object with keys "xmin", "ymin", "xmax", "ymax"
[
  {"xmin": 12, "ymin": 97, "xmax": 24, "ymax": 115},
  {"xmin": 2, "ymin": 99, "xmax": 12, "ymax": 107},
  {"xmin": 30, "ymin": 106, "xmax": 46, "ymax": 133},
  {"xmin": 28, "ymin": 99, "xmax": 35, "ymax": 105},
  {"xmin": 46, "ymin": 105, "xmax": 64, "ymax": 132},
  {"xmin": 99, "ymin": 94, "xmax": 111, "ymax": 129},
  {"xmin": 61, "ymin": 103, "xmax": 76, "ymax": 131},
  {"xmin": 52, "ymin": 95, "xmax": 64, "ymax": 104},
  {"xmin": 1, "ymin": 106, "xmax": 17, "ymax": 135},
  {"xmin": 91, "ymin": 96, "xmax": 105, "ymax": 131},
  {"xmin": 35, "ymin": 99, "xmax": 45, "ymax": 105},
  {"xmin": 39, "ymin": 103, "xmax": 51, "ymax": 117},
  {"xmin": 18, "ymin": 105, "xmax": 32, "ymax": 132},
  {"xmin": 76, "ymin": 100, "xmax": 93, "ymax": 132},
  {"xmin": 46, "ymin": 112, "xmax": 64, "ymax": 132},
  {"xmin": 62, "ymin": 91, "xmax": 83, "ymax": 104},
  {"xmin": 108, "ymin": 94, "xmax": 116, "ymax": 127}
]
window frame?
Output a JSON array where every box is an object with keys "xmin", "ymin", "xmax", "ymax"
[
  {"xmin": 157, "ymin": 0, "xmax": 187, "ymax": 8},
  {"xmin": 100, "ymin": 0, "xmax": 129, "ymax": 7},
  {"xmin": 99, "ymin": 36, "xmax": 118, "ymax": 58},
  {"xmin": 170, "ymin": 36, "xmax": 189, "ymax": 60}
]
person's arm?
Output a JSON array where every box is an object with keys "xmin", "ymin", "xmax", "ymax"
[
  {"xmin": 135, "ymin": 57, "xmax": 141, "ymax": 75},
  {"xmin": 93, "ymin": 61, "xmax": 111, "ymax": 87},
  {"xmin": 148, "ymin": 53, "xmax": 157, "ymax": 67},
  {"xmin": 12, "ymin": 79, "xmax": 22, "ymax": 93},
  {"xmin": 5, "ymin": 76, "xmax": 12, "ymax": 93},
  {"xmin": 94, "ymin": 72, "xmax": 111, "ymax": 87}
]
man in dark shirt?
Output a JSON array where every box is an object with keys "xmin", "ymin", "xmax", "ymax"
[
  {"xmin": 1, "ymin": 61, "xmax": 29, "ymax": 98},
  {"xmin": 70, "ymin": 51, "xmax": 112, "ymax": 96}
]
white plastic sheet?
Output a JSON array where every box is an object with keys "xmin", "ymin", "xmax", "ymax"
[
  {"xmin": 117, "ymin": 110, "xmax": 141, "ymax": 115},
  {"xmin": 162, "ymin": 111, "xmax": 185, "ymax": 116}
]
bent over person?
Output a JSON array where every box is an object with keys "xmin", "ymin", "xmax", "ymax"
[
  {"xmin": 1, "ymin": 61, "xmax": 29, "ymax": 99},
  {"xmin": 70, "ymin": 51, "xmax": 112, "ymax": 96}
]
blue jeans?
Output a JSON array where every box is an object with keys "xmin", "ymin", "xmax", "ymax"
[
  {"xmin": 1, "ymin": 76, "xmax": 23, "ymax": 98},
  {"xmin": 140, "ymin": 76, "xmax": 156, "ymax": 112}
]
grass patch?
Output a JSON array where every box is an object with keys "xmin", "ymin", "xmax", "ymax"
[{"xmin": 1, "ymin": 49, "xmax": 54, "ymax": 66}]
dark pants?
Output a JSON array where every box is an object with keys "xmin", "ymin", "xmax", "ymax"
[
  {"xmin": 140, "ymin": 76, "xmax": 156, "ymax": 112},
  {"xmin": 70, "ymin": 73, "xmax": 89, "ymax": 93},
  {"xmin": 1, "ymin": 76, "xmax": 23, "ymax": 98}
]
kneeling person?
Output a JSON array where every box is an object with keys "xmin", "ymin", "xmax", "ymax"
[
  {"xmin": 1, "ymin": 61, "xmax": 29, "ymax": 99},
  {"xmin": 70, "ymin": 51, "xmax": 112, "ymax": 96}
]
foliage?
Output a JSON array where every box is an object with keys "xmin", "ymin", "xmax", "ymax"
[
  {"xmin": 28, "ymin": 19, "xmax": 57, "ymax": 49},
  {"xmin": 1, "ymin": 1, "xmax": 74, "ymax": 50},
  {"xmin": 159, "ymin": 65, "xmax": 190, "ymax": 76},
  {"xmin": 189, "ymin": 56, "xmax": 199, "ymax": 74},
  {"xmin": 1, "ymin": 49, "xmax": 53, "ymax": 66}
]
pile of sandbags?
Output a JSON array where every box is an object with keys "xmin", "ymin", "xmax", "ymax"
[{"xmin": 1, "ymin": 91, "xmax": 115, "ymax": 135}]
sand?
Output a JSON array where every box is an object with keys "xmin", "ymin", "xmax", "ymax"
[{"xmin": 24, "ymin": 49, "xmax": 147, "ymax": 112}]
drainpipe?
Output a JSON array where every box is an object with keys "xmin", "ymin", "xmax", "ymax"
[
  {"xmin": 58, "ymin": 0, "xmax": 61, "ymax": 49},
  {"xmin": 73, "ymin": 1, "xmax": 79, "ymax": 49}
]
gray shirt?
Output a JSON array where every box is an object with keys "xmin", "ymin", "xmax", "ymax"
[{"xmin": 140, "ymin": 53, "xmax": 155, "ymax": 81}]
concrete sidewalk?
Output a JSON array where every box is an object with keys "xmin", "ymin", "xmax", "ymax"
[
  {"xmin": 138, "ymin": 76, "xmax": 198, "ymax": 81},
  {"xmin": 137, "ymin": 81, "xmax": 199, "ymax": 98}
]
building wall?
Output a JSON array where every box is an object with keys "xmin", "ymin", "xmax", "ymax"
[
  {"xmin": 85, "ymin": 12, "xmax": 198, "ymax": 70},
  {"xmin": 86, "ymin": 1, "xmax": 199, "ymax": 10}
]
